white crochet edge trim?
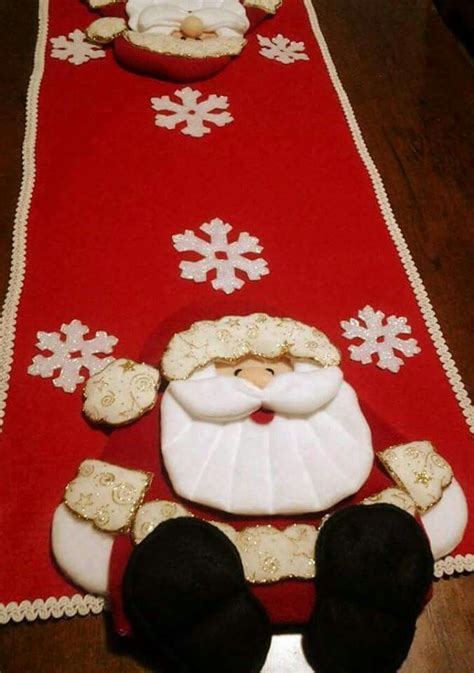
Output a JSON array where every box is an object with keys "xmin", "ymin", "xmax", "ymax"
[
  {"xmin": 0, "ymin": 0, "xmax": 49, "ymax": 431},
  {"xmin": 0, "ymin": 595, "xmax": 105, "ymax": 625},
  {"xmin": 434, "ymin": 554, "xmax": 474, "ymax": 578},
  {"xmin": 0, "ymin": 0, "xmax": 473, "ymax": 626},
  {"xmin": 302, "ymin": 0, "xmax": 474, "ymax": 434}
]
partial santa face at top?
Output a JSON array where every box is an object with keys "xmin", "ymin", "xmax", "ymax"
[
  {"xmin": 126, "ymin": 0, "xmax": 250, "ymax": 39},
  {"xmin": 161, "ymin": 355, "xmax": 374, "ymax": 516}
]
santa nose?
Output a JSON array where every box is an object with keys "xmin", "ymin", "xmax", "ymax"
[
  {"xmin": 238, "ymin": 367, "xmax": 274, "ymax": 389},
  {"xmin": 180, "ymin": 15, "xmax": 204, "ymax": 38}
]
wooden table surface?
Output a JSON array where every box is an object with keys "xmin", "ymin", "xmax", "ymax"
[{"xmin": 1, "ymin": 0, "xmax": 473, "ymax": 671}]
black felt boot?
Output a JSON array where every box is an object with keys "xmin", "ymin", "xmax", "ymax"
[
  {"xmin": 305, "ymin": 504, "xmax": 433, "ymax": 673},
  {"xmin": 123, "ymin": 517, "xmax": 272, "ymax": 673}
]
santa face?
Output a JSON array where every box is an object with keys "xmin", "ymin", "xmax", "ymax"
[
  {"xmin": 161, "ymin": 356, "xmax": 374, "ymax": 516},
  {"xmin": 126, "ymin": 0, "xmax": 250, "ymax": 39}
]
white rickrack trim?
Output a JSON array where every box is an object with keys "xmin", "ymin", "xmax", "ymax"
[
  {"xmin": 0, "ymin": 0, "xmax": 49, "ymax": 431},
  {"xmin": 434, "ymin": 554, "xmax": 474, "ymax": 578},
  {"xmin": 0, "ymin": 554, "xmax": 472, "ymax": 624},
  {"xmin": 0, "ymin": 594, "xmax": 105, "ymax": 625},
  {"xmin": 302, "ymin": 0, "xmax": 473, "ymax": 434}
]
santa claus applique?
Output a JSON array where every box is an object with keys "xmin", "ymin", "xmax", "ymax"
[
  {"xmin": 52, "ymin": 312, "xmax": 468, "ymax": 673},
  {"xmin": 84, "ymin": 0, "xmax": 281, "ymax": 81}
]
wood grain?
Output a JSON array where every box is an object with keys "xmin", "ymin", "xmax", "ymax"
[{"xmin": 0, "ymin": 0, "xmax": 473, "ymax": 671}]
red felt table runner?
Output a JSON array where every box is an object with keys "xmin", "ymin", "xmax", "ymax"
[{"xmin": 0, "ymin": 0, "xmax": 472, "ymax": 624}]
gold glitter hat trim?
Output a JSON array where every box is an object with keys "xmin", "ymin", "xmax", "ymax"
[
  {"xmin": 124, "ymin": 31, "xmax": 246, "ymax": 59},
  {"xmin": 161, "ymin": 313, "xmax": 341, "ymax": 381}
]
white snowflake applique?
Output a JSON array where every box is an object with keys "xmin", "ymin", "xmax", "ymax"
[
  {"xmin": 50, "ymin": 29, "xmax": 106, "ymax": 66},
  {"xmin": 28, "ymin": 319, "xmax": 118, "ymax": 393},
  {"xmin": 150, "ymin": 87, "xmax": 233, "ymax": 138},
  {"xmin": 172, "ymin": 218, "xmax": 270, "ymax": 294},
  {"xmin": 340, "ymin": 306, "xmax": 420, "ymax": 373},
  {"xmin": 257, "ymin": 34, "xmax": 309, "ymax": 65}
]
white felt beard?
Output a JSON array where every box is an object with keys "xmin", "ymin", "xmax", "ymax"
[
  {"xmin": 126, "ymin": 0, "xmax": 250, "ymax": 37},
  {"xmin": 161, "ymin": 363, "xmax": 374, "ymax": 516}
]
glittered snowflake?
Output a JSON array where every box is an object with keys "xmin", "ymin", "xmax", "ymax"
[
  {"xmin": 340, "ymin": 306, "xmax": 420, "ymax": 373},
  {"xmin": 150, "ymin": 87, "xmax": 233, "ymax": 138},
  {"xmin": 50, "ymin": 29, "xmax": 106, "ymax": 66},
  {"xmin": 172, "ymin": 218, "xmax": 269, "ymax": 294},
  {"xmin": 257, "ymin": 34, "xmax": 309, "ymax": 65},
  {"xmin": 28, "ymin": 319, "xmax": 118, "ymax": 392}
]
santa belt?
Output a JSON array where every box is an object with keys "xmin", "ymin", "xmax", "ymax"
[{"xmin": 63, "ymin": 440, "xmax": 453, "ymax": 585}]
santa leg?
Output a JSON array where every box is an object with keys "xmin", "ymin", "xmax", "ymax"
[
  {"xmin": 122, "ymin": 517, "xmax": 272, "ymax": 673},
  {"xmin": 305, "ymin": 504, "xmax": 433, "ymax": 673}
]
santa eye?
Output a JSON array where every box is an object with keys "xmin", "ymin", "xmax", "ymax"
[
  {"xmin": 234, "ymin": 368, "xmax": 243, "ymax": 376},
  {"xmin": 265, "ymin": 368, "xmax": 275, "ymax": 375}
]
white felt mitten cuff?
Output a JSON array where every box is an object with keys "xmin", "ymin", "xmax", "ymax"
[{"xmin": 52, "ymin": 504, "xmax": 113, "ymax": 596}]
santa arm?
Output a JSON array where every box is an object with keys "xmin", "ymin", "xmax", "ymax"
[
  {"xmin": 377, "ymin": 442, "xmax": 468, "ymax": 561},
  {"xmin": 51, "ymin": 401, "xmax": 162, "ymax": 597}
]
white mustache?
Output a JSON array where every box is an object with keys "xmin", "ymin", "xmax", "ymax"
[
  {"xmin": 136, "ymin": 6, "xmax": 249, "ymax": 33},
  {"xmin": 167, "ymin": 367, "xmax": 343, "ymax": 422}
]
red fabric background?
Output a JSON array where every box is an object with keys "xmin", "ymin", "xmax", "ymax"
[{"xmin": 0, "ymin": 0, "xmax": 472, "ymax": 613}]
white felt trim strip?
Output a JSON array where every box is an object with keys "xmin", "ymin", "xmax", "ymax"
[
  {"xmin": 0, "ymin": 0, "xmax": 48, "ymax": 430},
  {"xmin": 1, "ymin": 0, "xmax": 473, "ymax": 625}
]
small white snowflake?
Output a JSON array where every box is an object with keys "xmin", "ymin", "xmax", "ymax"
[
  {"xmin": 151, "ymin": 87, "xmax": 233, "ymax": 138},
  {"xmin": 340, "ymin": 305, "xmax": 420, "ymax": 373},
  {"xmin": 50, "ymin": 29, "xmax": 106, "ymax": 66},
  {"xmin": 172, "ymin": 218, "xmax": 269, "ymax": 294},
  {"xmin": 257, "ymin": 34, "xmax": 309, "ymax": 65},
  {"xmin": 28, "ymin": 319, "xmax": 118, "ymax": 392}
]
